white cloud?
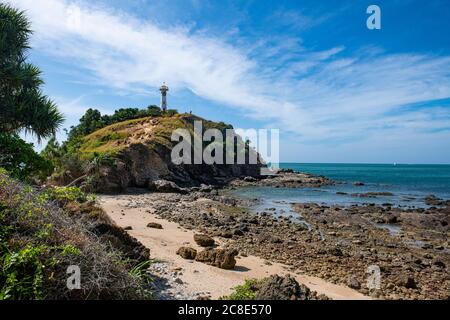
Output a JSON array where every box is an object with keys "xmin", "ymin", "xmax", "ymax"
[{"xmin": 13, "ymin": 0, "xmax": 450, "ymax": 149}]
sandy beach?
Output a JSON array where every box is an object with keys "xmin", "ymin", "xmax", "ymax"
[{"xmin": 99, "ymin": 194, "xmax": 370, "ymax": 300}]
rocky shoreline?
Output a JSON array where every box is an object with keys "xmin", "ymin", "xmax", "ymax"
[{"xmin": 110, "ymin": 172, "xmax": 449, "ymax": 300}]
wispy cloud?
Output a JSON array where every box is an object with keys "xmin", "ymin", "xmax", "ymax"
[
  {"xmin": 268, "ymin": 8, "xmax": 332, "ymax": 31},
  {"xmin": 14, "ymin": 0, "xmax": 450, "ymax": 148}
]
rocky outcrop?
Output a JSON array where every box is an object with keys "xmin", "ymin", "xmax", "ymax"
[
  {"xmin": 230, "ymin": 171, "xmax": 333, "ymax": 188},
  {"xmin": 93, "ymin": 115, "xmax": 264, "ymax": 193},
  {"xmin": 195, "ymin": 248, "xmax": 238, "ymax": 269},
  {"xmin": 255, "ymin": 275, "xmax": 326, "ymax": 300},
  {"xmin": 424, "ymin": 195, "xmax": 450, "ymax": 206}
]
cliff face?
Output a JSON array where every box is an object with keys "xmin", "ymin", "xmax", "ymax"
[{"xmin": 79, "ymin": 114, "xmax": 263, "ymax": 193}]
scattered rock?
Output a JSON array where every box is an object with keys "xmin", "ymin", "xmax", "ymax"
[
  {"xmin": 329, "ymin": 247, "xmax": 343, "ymax": 257},
  {"xmin": 148, "ymin": 179, "xmax": 187, "ymax": 194},
  {"xmin": 194, "ymin": 234, "xmax": 215, "ymax": 247},
  {"xmin": 432, "ymin": 260, "xmax": 446, "ymax": 269},
  {"xmin": 347, "ymin": 276, "xmax": 361, "ymax": 289},
  {"xmin": 221, "ymin": 231, "xmax": 233, "ymax": 239},
  {"xmin": 386, "ymin": 215, "xmax": 400, "ymax": 224},
  {"xmin": 176, "ymin": 247, "xmax": 197, "ymax": 260},
  {"xmin": 424, "ymin": 195, "xmax": 447, "ymax": 206},
  {"xmin": 147, "ymin": 222, "xmax": 163, "ymax": 229},
  {"xmin": 352, "ymin": 192, "xmax": 394, "ymax": 198},
  {"xmin": 199, "ymin": 184, "xmax": 214, "ymax": 193},
  {"xmin": 396, "ymin": 275, "xmax": 417, "ymax": 289},
  {"xmin": 195, "ymin": 248, "xmax": 238, "ymax": 269}
]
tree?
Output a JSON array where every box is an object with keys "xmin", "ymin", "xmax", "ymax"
[
  {"xmin": 67, "ymin": 108, "xmax": 103, "ymax": 139},
  {"xmin": 110, "ymin": 108, "xmax": 142, "ymax": 123},
  {"xmin": 0, "ymin": 3, "xmax": 64, "ymax": 141},
  {"xmin": 0, "ymin": 133, "xmax": 53, "ymax": 181},
  {"xmin": 67, "ymin": 106, "xmax": 164, "ymax": 142},
  {"xmin": 40, "ymin": 135, "xmax": 62, "ymax": 167},
  {"xmin": 147, "ymin": 105, "xmax": 162, "ymax": 116}
]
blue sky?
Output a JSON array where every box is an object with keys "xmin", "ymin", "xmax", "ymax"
[{"xmin": 14, "ymin": 0, "xmax": 450, "ymax": 163}]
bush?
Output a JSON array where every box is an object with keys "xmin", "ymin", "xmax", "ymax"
[
  {"xmin": 0, "ymin": 172, "xmax": 152, "ymax": 300},
  {"xmin": 40, "ymin": 186, "xmax": 92, "ymax": 205},
  {"xmin": 223, "ymin": 279, "xmax": 260, "ymax": 300},
  {"xmin": 147, "ymin": 105, "xmax": 162, "ymax": 116},
  {"xmin": 164, "ymin": 109, "xmax": 178, "ymax": 116}
]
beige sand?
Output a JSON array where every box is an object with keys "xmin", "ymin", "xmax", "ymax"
[{"xmin": 99, "ymin": 195, "xmax": 370, "ymax": 300}]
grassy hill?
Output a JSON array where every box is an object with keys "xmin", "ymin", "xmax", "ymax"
[
  {"xmin": 51, "ymin": 111, "xmax": 261, "ymax": 192},
  {"xmin": 77, "ymin": 113, "xmax": 233, "ymax": 160}
]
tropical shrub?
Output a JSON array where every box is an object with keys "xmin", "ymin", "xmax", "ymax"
[
  {"xmin": 223, "ymin": 279, "xmax": 260, "ymax": 300},
  {"xmin": 0, "ymin": 133, "xmax": 53, "ymax": 181},
  {"xmin": 0, "ymin": 171, "xmax": 152, "ymax": 300}
]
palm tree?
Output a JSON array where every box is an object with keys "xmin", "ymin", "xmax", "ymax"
[{"xmin": 0, "ymin": 3, "xmax": 64, "ymax": 141}]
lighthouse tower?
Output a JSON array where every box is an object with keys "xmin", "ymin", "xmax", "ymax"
[{"xmin": 159, "ymin": 82, "xmax": 169, "ymax": 112}]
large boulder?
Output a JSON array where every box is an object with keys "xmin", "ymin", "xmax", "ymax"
[
  {"xmin": 147, "ymin": 222, "xmax": 163, "ymax": 229},
  {"xmin": 194, "ymin": 234, "xmax": 215, "ymax": 247},
  {"xmin": 255, "ymin": 275, "xmax": 323, "ymax": 300},
  {"xmin": 176, "ymin": 247, "xmax": 197, "ymax": 260},
  {"xmin": 195, "ymin": 248, "xmax": 238, "ymax": 269}
]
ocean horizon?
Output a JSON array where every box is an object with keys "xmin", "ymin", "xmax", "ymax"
[
  {"xmin": 229, "ymin": 163, "xmax": 450, "ymax": 213},
  {"xmin": 279, "ymin": 163, "xmax": 450, "ymax": 195}
]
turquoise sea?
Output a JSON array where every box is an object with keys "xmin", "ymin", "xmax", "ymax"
[{"xmin": 230, "ymin": 163, "xmax": 450, "ymax": 212}]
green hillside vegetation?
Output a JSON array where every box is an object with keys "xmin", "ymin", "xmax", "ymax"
[
  {"xmin": 65, "ymin": 106, "xmax": 165, "ymax": 141},
  {"xmin": 74, "ymin": 112, "xmax": 233, "ymax": 159}
]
